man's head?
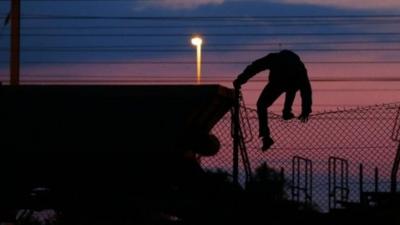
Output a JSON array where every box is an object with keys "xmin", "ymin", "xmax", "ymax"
[{"xmin": 278, "ymin": 49, "xmax": 301, "ymax": 61}]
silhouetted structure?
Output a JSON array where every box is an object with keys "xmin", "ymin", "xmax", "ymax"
[
  {"xmin": 233, "ymin": 50, "xmax": 312, "ymax": 151},
  {"xmin": 0, "ymin": 85, "xmax": 235, "ymax": 224}
]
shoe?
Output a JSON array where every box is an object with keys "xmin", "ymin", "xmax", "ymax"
[
  {"xmin": 261, "ymin": 136, "xmax": 274, "ymax": 152},
  {"xmin": 282, "ymin": 112, "xmax": 295, "ymax": 120}
]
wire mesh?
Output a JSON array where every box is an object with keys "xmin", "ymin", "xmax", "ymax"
[{"xmin": 204, "ymin": 103, "xmax": 400, "ymax": 212}]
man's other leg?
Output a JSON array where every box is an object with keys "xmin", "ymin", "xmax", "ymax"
[
  {"xmin": 283, "ymin": 89, "xmax": 296, "ymax": 120},
  {"xmin": 257, "ymin": 84, "xmax": 283, "ymax": 150}
]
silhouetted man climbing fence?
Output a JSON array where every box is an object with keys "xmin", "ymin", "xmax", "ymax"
[{"xmin": 233, "ymin": 50, "xmax": 312, "ymax": 151}]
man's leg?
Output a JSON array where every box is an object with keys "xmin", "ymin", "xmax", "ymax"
[
  {"xmin": 283, "ymin": 89, "xmax": 296, "ymax": 120},
  {"xmin": 257, "ymin": 84, "xmax": 283, "ymax": 150}
]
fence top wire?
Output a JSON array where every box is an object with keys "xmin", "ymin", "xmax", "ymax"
[{"xmin": 207, "ymin": 102, "xmax": 400, "ymax": 175}]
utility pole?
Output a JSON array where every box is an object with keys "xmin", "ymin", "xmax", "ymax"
[{"xmin": 10, "ymin": 0, "xmax": 20, "ymax": 85}]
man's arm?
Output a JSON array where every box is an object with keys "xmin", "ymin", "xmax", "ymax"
[{"xmin": 233, "ymin": 53, "xmax": 273, "ymax": 88}]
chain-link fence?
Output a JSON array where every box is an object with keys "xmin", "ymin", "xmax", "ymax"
[{"xmin": 203, "ymin": 102, "xmax": 400, "ymax": 212}]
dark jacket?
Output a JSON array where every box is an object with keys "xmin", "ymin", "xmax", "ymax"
[{"xmin": 235, "ymin": 50, "xmax": 312, "ymax": 114}]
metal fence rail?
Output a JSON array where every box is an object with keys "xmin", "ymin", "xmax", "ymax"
[{"xmin": 292, "ymin": 156, "xmax": 313, "ymax": 206}]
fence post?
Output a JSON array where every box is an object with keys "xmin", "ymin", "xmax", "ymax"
[
  {"xmin": 374, "ymin": 167, "xmax": 379, "ymax": 193},
  {"xmin": 280, "ymin": 167, "xmax": 285, "ymax": 183},
  {"xmin": 391, "ymin": 106, "xmax": 400, "ymax": 192},
  {"xmin": 232, "ymin": 88, "xmax": 240, "ymax": 185},
  {"xmin": 359, "ymin": 164, "xmax": 364, "ymax": 203},
  {"xmin": 391, "ymin": 143, "xmax": 400, "ymax": 192}
]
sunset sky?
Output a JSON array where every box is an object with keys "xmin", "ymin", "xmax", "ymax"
[{"xmin": 1, "ymin": 0, "xmax": 400, "ymax": 112}]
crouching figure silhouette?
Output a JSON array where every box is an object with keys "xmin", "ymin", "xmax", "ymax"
[{"xmin": 233, "ymin": 50, "xmax": 312, "ymax": 151}]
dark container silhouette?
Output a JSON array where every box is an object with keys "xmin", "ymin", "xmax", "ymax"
[{"xmin": 0, "ymin": 85, "xmax": 234, "ymax": 224}]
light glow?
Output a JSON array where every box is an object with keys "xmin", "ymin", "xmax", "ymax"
[{"xmin": 191, "ymin": 37, "xmax": 203, "ymax": 46}]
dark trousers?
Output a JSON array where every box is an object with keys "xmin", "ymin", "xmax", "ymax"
[{"xmin": 257, "ymin": 84, "xmax": 295, "ymax": 137}]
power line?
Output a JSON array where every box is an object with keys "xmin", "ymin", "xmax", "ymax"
[
  {"xmin": 17, "ymin": 14, "xmax": 400, "ymax": 19},
  {"xmin": 3, "ymin": 39, "xmax": 400, "ymax": 47},
  {"xmin": 6, "ymin": 76, "xmax": 400, "ymax": 82},
  {"xmin": 1, "ymin": 60, "xmax": 400, "ymax": 65},
  {"xmin": 16, "ymin": 32, "xmax": 400, "ymax": 37},
  {"xmin": 17, "ymin": 21, "xmax": 400, "ymax": 30},
  {"xmin": 0, "ymin": 0, "xmax": 172, "ymax": 1},
  {"xmin": 2, "ymin": 47, "xmax": 400, "ymax": 52},
  {"xmin": 244, "ymin": 88, "xmax": 400, "ymax": 92},
  {"xmin": 2, "ymin": 13, "xmax": 400, "ymax": 20}
]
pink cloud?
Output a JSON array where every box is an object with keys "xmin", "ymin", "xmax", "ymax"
[
  {"xmin": 135, "ymin": 0, "xmax": 224, "ymax": 10},
  {"xmin": 275, "ymin": 0, "xmax": 400, "ymax": 10},
  {"xmin": 134, "ymin": 0, "xmax": 400, "ymax": 10}
]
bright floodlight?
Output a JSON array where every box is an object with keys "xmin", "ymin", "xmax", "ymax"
[
  {"xmin": 191, "ymin": 36, "xmax": 203, "ymax": 84},
  {"xmin": 191, "ymin": 36, "xmax": 203, "ymax": 46}
]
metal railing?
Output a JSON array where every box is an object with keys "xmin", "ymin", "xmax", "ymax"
[{"xmin": 291, "ymin": 156, "xmax": 313, "ymax": 206}]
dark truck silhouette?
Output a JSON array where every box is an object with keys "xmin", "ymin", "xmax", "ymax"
[{"xmin": 0, "ymin": 85, "xmax": 235, "ymax": 224}]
